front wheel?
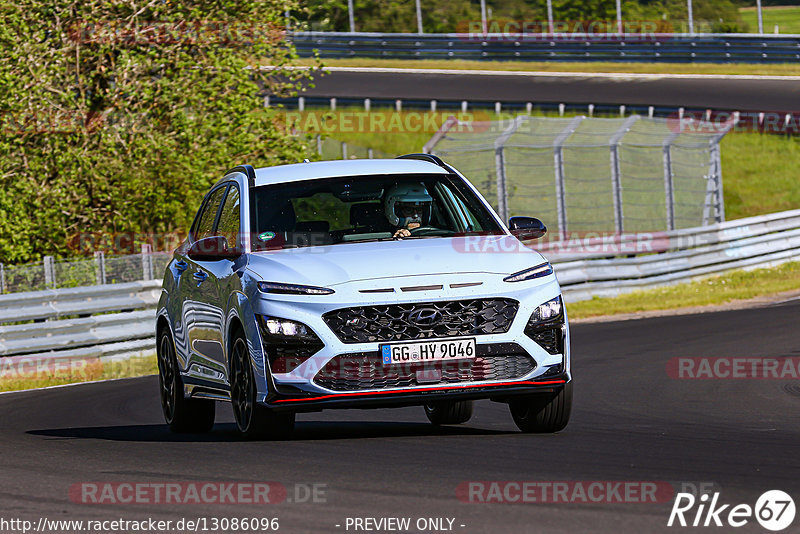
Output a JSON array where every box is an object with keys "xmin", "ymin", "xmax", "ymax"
[
  {"xmin": 509, "ymin": 382, "xmax": 572, "ymax": 433},
  {"xmin": 230, "ymin": 330, "xmax": 295, "ymax": 440},
  {"xmin": 157, "ymin": 329, "xmax": 215, "ymax": 433},
  {"xmin": 424, "ymin": 400, "xmax": 473, "ymax": 425}
]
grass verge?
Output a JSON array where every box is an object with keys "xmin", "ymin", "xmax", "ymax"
[
  {"xmin": 566, "ymin": 261, "xmax": 800, "ymax": 319},
  {"xmin": 740, "ymin": 6, "xmax": 800, "ymax": 35},
  {"xmin": 301, "ymin": 57, "xmax": 800, "ymax": 77},
  {"xmin": 0, "ymin": 353, "xmax": 157, "ymax": 393}
]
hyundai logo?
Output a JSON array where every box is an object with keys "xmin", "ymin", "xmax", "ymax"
[{"xmin": 408, "ymin": 308, "xmax": 442, "ymax": 326}]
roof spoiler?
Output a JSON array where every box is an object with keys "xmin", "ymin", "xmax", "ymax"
[
  {"xmin": 226, "ymin": 164, "xmax": 256, "ymax": 188},
  {"xmin": 395, "ymin": 153, "xmax": 451, "ymax": 172}
]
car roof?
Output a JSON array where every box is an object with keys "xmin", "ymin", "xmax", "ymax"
[{"xmin": 249, "ymin": 158, "xmax": 449, "ymax": 187}]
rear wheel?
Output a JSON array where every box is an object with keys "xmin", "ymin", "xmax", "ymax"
[
  {"xmin": 230, "ymin": 330, "xmax": 295, "ymax": 440},
  {"xmin": 424, "ymin": 400, "xmax": 473, "ymax": 425},
  {"xmin": 157, "ymin": 328, "xmax": 215, "ymax": 433},
  {"xmin": 509, "ymin": 382, "xmax": 572, "ymax": 433}
]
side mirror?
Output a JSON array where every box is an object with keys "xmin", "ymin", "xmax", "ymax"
[
  {"xmin": 509, "ymin": 217, "xmax": 547, "ymax": 240},
  {"xmin": 188, "ymin": 236, "xmax": 240, "ymax": 260}
]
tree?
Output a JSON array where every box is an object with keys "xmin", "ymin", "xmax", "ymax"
[{"xmin": 0, "ymin": 0, "xmax": 318, "ymax": 262}]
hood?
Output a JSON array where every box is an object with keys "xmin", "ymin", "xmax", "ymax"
[{"xmin": 246, "ymin": 235, "xmax": 546, "ymax": 287}]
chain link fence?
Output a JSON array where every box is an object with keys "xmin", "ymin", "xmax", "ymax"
[
  {"xmin": 315, "ymin": 135, "xmax": 391, "ymax": 160},
  {"xmin": 425, "ymin": 114, "xmax": 733, "ymax": 236},
  {"xmin": 0, "ymin": 248, "xmax": 172, "ymax": 294}
]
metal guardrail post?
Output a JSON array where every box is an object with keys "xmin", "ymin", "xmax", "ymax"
[
  {"xmin": 316, "ymin": 135, "xmax": 322, "ymax": 155},
  {"xmin": 553, "ymin": 116, "xmax": 584, "ymax": 239},
  {"xmin": 94, "ymin": 251, "xmax": 106, "ymax": 285},
  {"xmin": 609, "ymin": 116, "xmax": 640, "ymax": 234},
  {"xmin": 341, "ymin": 142, "xmax": 348, "ymax": 160},
  {"xmin": 0, "ymin": 263, "xmax": 5, "ymax": 294},
  {"xmin": 43, "ymin": 256, "xmax": 55, "ymax": 289}
]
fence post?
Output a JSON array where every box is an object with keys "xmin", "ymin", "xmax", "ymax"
[
  {"xmin": 316, "ymin": 134, "xmax": 322, "ymax": 155},
  {"xmin": 708, "ymin": 119, "xmax": 735, "ymax": 224},
  {"xmin": 94, "ymin": 251, "xmax": 106, "ymax": 285},
  {"xmin": 492, "ymin": 117, "xmax": 525, "ymax": 223},
  {"xmin": 341, "ymin": 142, "xmax": 348, "ymax": 160},
  {"xmin": 662, "ymin": 134, "xmax": 678, "ymax": 231},
  {"xmin": 494, "ymin": 147, "xmax": 508, "ymax": 223},
  {"xmin": 141, "ymin": 244, "xmax": 153, "ymax": 280},
  {"xmin": 43, "ymin": 256, "xmax": 55, "ymax": 289},
  {"xmin": 552, "ymin": 116, "xmax": 584, "ymax": 239},
  {"xmin": 609, "ymin": 115, "xmax": 639, "ymax": 234},
  {"xmin": 0, "ymin": 263, "xmax": 5, "ymax": 294}
]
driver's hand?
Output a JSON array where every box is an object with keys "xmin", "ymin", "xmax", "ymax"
[{"xmin": 393, "ymin": 228, "xmax": 411, "ymax": 239}]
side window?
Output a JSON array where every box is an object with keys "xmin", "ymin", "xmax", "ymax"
[
  {"xmin": 216, "ymin": 185, "xmax": 241, "ymax": 248},
  {"xmin": 193, "ymin": 186, "xmax": 227, "ymax": 241}
]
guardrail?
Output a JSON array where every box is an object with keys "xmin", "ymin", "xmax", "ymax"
[
  {"xmin": 551, "ymin": 209, "xmax": 800, "ymax": 301},
  {"xmin": 291, "ymin": 32, "xmax": 800, "ymax": 63},
  {"xmin": 0, "ymin": 280, "xmax": 160, "ymax": 362},
  {"xmin": 2, "ymin": 209, "xmax": 800, "ymax": 367}
]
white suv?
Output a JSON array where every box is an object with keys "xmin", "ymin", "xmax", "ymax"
[{"xmin": 156, "ymin": 154, "xmax": 571, "ymax": 439}]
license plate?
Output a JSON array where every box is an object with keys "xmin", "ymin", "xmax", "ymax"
[{"xmin": 380, "ymin": 338, "xmax": 476, "ymax": 365}]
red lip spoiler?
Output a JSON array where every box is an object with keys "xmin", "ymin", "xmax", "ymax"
[{"xmin": 273, "ymin": 379, "xmax": 567, "ymax": 404}]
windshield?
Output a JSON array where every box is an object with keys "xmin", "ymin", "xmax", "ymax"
[{"xmin": 249, "ymin": 173, "xmax": 504, "ymax": 250}]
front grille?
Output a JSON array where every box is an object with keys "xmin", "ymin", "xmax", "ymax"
[
  {"xmin": 323, "ymin": 298, "xmax": 519, "ymax": 344},
  {"xmin": 313, "ymin": 343, "xmax": 535, "ymax": 392}
]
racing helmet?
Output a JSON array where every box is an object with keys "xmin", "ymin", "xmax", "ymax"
[{"xmin": 384, "ymin": 183, "xmax": 433, "ymax": 227}]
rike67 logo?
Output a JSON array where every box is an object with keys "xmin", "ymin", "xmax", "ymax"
[{"xmin": 668, "ymin": 490, "xmax": 795, "ymax": 531}]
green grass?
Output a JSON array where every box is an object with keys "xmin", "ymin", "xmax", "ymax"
[
  {"xmin": 0, "ymin": 353, "xmax": 157, "ymax": 393},
  {"xmin": 567, "ymin": 261, "xmax": 800, "ymax": 319},
  {"xmin": 302, "ymin": 57, "xmax": 800, "ymax": 76},
  {"xmin": 740, "ymin": 6, "xmax": 800, "ymax": 35}
]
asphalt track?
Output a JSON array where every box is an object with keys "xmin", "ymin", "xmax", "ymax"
[
  {"xmin": 300, "ymin": 68, "xmax": 800, "ymax": 112},
  {"xmin": 1, "ymin": 298, "xmax": 799, "ymax": 533}
]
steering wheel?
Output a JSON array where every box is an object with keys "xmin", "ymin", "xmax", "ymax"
[{"xmin": 409, "ymin": 226, "xmax": 445, "ymax": 236}]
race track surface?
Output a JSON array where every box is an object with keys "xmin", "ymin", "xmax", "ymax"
[
  {"xmin": 1, "ymin": 299, "xmax": 798, "ymax": 533},
  {"xmin": 301, "ymin": 68, "xmax": 800, "ymax": 112}
]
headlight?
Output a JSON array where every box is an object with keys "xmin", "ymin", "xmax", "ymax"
[
  {"xmin": 257, "ymin": 281, "xmax": 335, "ymax": 295},
  {"xmin": 256, "ymin": 315, "xmax": 322, "ymax": 343},
  {"xmin": 530, "ymin": 296, "xmax": 563, "ymax": 324},
  {"xmin": 503, "ymin": 262, "xmax": 553, "ymax": 283}
]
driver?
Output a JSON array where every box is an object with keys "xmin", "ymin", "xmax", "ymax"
[{"xmin": 384, "ymin": 183, "xmax": 433, "ymax": 239}]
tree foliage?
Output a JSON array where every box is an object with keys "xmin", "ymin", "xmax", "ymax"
[{"xmin": 0, "ymin": 0, "xmax": 318, "ymax": 263}]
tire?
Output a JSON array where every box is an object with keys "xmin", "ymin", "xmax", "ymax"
[
  {"xmin": 157, "ymin": 328, "xmax": 215, "ymax": 433},
  {"xmin": 424, "ymin": 400, "xmax": 473, "ymax": 425},
  {"xmin": 229, "ymin": 330, "xmax": 295, "ymax": 440},
  {"xmin": 509, "ymin": 382, "xmax": 572, "ymax": 433}
]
